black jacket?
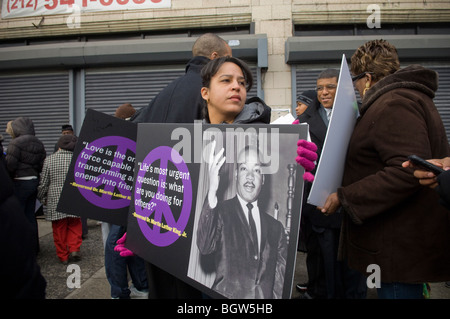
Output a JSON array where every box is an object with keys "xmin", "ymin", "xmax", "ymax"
[
  {"xmin": 131, "ymin": 56, "xmax": 209, "ymax": 124},
  {"xmin": 297, "ymin": 98, "xmax": 341, "ymax": 229},
  {"xmin": 233, "ymin": 97, "xmax": 271, "ymax": 124},
  {"xmin": 5, "ymin": 117, "xmax": 46, "ymax": 179},
  {"xmin": 0, "ymin": 163, "xmax": 46, "ymax": 298}
]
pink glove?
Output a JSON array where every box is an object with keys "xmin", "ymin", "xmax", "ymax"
[
  {"xmin": 297, "ymin": 140, "xmax": 318, "ymax": 182},
  {"xmin": 293, "ymin": 119, "xmax": 318, "ymax": 182},
  {"xmin": 114, "ymin": 233, "xmax": 134, "ymax": 257}
]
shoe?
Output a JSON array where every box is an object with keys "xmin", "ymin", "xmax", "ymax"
[
  {"xmin": 130, "ymin": 285, "xmax": 149, "ymax": 299},
  {"xmin": 296, "ymin": 282, "xmax": 308, "ymax": 292},
  {"xmin": 445, "ymin": 281, "xmax": 450, "ymax": 288},
  {"xmin": 69, "ymin": 251, "xmax": 81, "ymax": 262},
  {"xmin": 60, "ymin": 259, "xmax": 69, "ymax": 265}
]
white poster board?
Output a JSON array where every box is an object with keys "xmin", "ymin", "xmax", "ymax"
[{"xmin": 307, "ymin": 54, "xmax": 359, "ymax": 207}]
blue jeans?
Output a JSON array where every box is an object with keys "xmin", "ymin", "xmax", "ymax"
[
  {"xmin": 377, "ymin": 282, "xmax": 424, "ymax": 299},
  {"xmin": 104, "ymin": 224, "xmax": 148, "ymax": 299}
]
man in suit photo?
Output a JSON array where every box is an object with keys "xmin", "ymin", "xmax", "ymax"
[{"xmin": 196, "ymin": 141, "xmax": 288, "ymax": 299}]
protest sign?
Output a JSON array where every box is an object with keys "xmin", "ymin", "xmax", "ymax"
[
  {"xmin": 57, "ymin": 108, "xmax": 136, "ymax": 226},
  {"xmin": 307, "ymin": 55, "xmax": 359, "ymax": 207},
  {"xmin": 125, "ymin": 122, "xmax": 308, "ymax": 299}
]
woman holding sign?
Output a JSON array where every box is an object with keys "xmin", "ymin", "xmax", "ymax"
[
  {"xmin": 116, "ymin": 57, "xmax": 317, "ymax": 298},
  {"xmin": 319, "ymin": 39, "xmax": 450, "ymax": 299},
  {"xmin": 195, "ymin": 56, "xmax": 317, "ymax": 298}
]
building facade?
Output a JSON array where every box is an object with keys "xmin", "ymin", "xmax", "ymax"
[{"xmin": 1, "ymin": 0, "xmax": 449, "ymax": 153}]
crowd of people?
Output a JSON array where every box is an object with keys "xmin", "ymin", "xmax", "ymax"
[{"xmin": 1, "ymin": 33, "xmax": 449, "ymax": 299}]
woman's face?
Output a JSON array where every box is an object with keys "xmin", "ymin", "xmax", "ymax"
[{"xmin": 201, "ymin": 62, "xmax": 247, "ymax": 124}]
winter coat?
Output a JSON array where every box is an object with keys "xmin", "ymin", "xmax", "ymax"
[
  {"xmin": 5, "ymin": 117, "xmax": 46, "ymax": 179},
  {"xmin": 337, "ymin": 65, "xmax": 450, "ymax": 283},
  {"xmin": 131, "ymin": 56, "xmax": 209, "ymax": 124},
  {"xmin": 0, "ymin": 162, "xmax": 46, "ymax": 298},
  {"xmin": 233, "ymin": 97, "xmax": 271, "ymax": 125},
  {"xmin": 37, "ymin": 149, "xmax": 79, "ymax": 221}
]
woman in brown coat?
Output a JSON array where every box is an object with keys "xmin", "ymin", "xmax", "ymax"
[{"xmin": 320, "ymin": 39, "xmax": 450, "ymax": 299}]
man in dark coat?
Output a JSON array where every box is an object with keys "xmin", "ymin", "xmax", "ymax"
[
  {"xmin": 0, "ymin": 160, "xmax": 47, "ymax": 298},
  {"xmin": 130, "ymin": 33, "xmax": 232, "ymax": 299},
  {"xmin": 131, "ymin": 33, "xmax": 232, "ymax": 124},
  {"xmin": 297, "ymin": 69, "xmax": 367, "ymax": 299},
  {"xmin": 5, "ymin": 117, "xmax": 46, "ymax": 252}
]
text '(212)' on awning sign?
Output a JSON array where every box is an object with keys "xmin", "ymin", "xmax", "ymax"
[{"xmin": 1, "ymin": 0, "xmax": 170, "ymax": 19}]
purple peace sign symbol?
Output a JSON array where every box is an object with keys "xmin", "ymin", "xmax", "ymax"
[
  {"xmin": 74, "ymin": 136, "xmax": 136, "ymax": 209},
  {"xmin": 135, "ymin": 146, "xmax": 192, "ymax": 247}
]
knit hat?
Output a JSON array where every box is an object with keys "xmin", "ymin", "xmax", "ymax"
[
  {"xmin": 57, "ymin": 134, "xmax": 78, "ymax": 151},
  {"xmin": 115, "ymin": 103, "xmax": 136, "ymax": 120},
  {"xmin": 297, "ymin": 90, "xmax": 316, "ymax": 107},
  {"xmin": 62, "ymin": 124, "xmax": 73, "ymax": 132}
]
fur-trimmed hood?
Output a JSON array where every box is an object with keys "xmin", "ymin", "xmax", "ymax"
[{"xmin": 361, "ymin": 65, "xmax": 438, "ymax": 115}]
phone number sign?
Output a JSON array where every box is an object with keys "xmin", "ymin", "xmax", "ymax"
[{"xmin": 1, "ymin": 0, "xmax": 170, "ymax": 19}]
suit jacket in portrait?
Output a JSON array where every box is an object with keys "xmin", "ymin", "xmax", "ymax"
[{"xmin": 197, "ymin": 196, "xmax": 288, "ymax": 299}]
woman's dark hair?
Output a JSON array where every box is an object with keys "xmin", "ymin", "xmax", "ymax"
[{"xmin": 201, "ymin": 56, "xmax": 253, "ymax": 121}]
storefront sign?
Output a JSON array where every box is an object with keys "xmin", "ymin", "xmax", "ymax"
[{"xmin": 1, "ymin": 0, "xmax": 170, "ymax": 19}]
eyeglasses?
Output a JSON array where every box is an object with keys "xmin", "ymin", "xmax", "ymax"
[
  {"xmin": 352, "ymin": 72, "xmax": 373, "ymax": 82},
  {"xmin": 315, "ymin": 84, "xmax": 337, "ymax": 92}
]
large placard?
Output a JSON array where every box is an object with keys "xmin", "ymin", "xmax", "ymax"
[
  {"xmin": 125, "ymin": 122, "xmax": 308, "ymax": 299},
  {"xmin": 57, "ymin": 108, "xmax": 136, "ymax": 226}
]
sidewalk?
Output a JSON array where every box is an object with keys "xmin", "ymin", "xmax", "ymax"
[
  {"xmin": 36, "ymin": 216, "xmax": 450, "ymax": 299},
  {"xmin": 37, "ymin": 217, "xmax": 110, "ymax": 299}
]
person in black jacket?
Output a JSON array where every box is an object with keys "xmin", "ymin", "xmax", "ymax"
[
  {"xmin": 5, "ymin": 117, "xmax": 46, "ymax": 252},
  {"xmin": 0, "ymin": 159, "xmax": 47, "ymax": 298},
  {"xmin": 197, "ymin": 56, "xmax": 288, "ymax": 298},
  {"xmin": 131, "ymin": 33, "xmax": 232, "ymax": 124},
  {"xmin": 129, "ymin": 33, "xmax": 232, "ymax": 299}
]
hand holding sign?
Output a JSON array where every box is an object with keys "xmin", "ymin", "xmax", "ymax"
[{"xmin": 114, "ymin": 233, "xmax": 134, "ymax": 257}]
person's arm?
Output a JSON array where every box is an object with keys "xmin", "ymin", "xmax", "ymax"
[
  {"xmin": 436, "ymin": 170, "xmax": 450, "ymax": 209},
  {"xmin": 37, "ymin": 158, "xmax": 50, "ymax": 204},
  {"xmin": 206, "ymin": 140, "xmax": 225, "ymax": 209},
  {"xmin": 402, "ymin": 157, "xmax": 450, "ymax": 209},
  {"xmin": 197, "ymin": 140, "xmax": 225, "ymax": 255},
  {"xmin": 402, "ymin": 157, "xmax": 450, "ymax": 189},
  {"xmin": 5, "ymin": 141, "xmax": 19, "ymax": 177},
  {"xmin": 323, "ymin": 97, "xmax": 436, "ymax": 223}
]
